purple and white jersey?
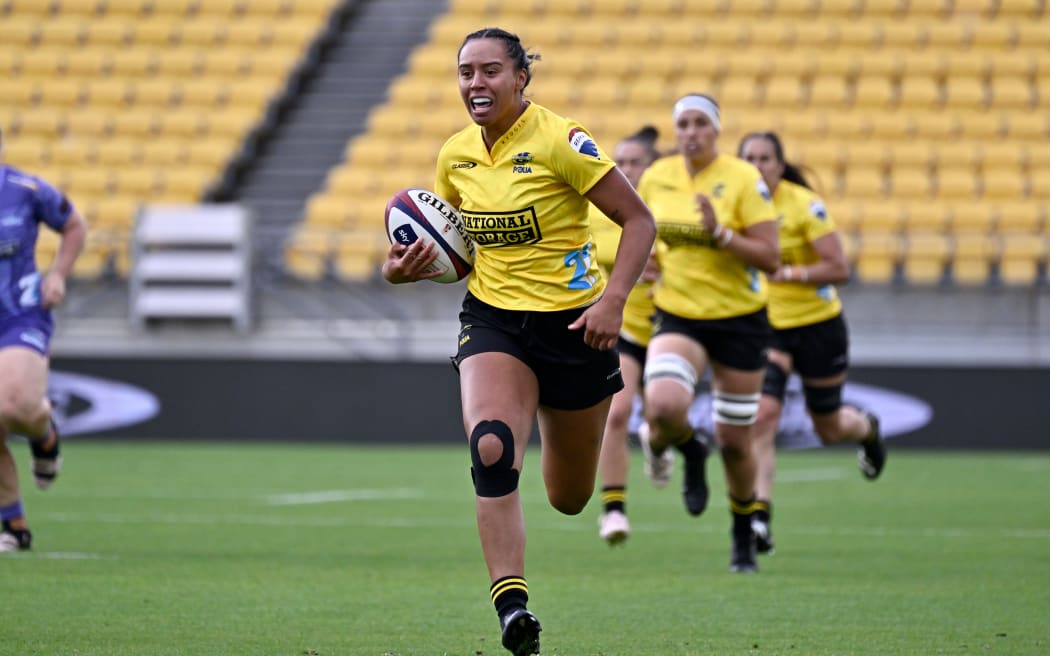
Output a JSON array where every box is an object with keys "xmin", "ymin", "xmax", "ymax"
[{"xmin": 0, "ymin": 164, "xmax": 73, "ymax": 323}]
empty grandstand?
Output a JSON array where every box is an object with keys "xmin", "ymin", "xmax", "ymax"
[{"xmin": 0, "ymin": 0, "xmax": 1045, "ymax": 362}]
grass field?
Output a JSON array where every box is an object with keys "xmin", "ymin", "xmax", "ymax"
[{"xmin": 2, "ymin": 441, "xmax": 1048, "ymax": 656}]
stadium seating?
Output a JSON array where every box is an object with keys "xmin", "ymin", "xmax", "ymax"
[
  {"xmin": 1, "ymin": 0, "xmax": 340, "ymax": 279},
  {"xmin": 281, "ymin": 0, "xmax": 1047, "ymax": 286}
]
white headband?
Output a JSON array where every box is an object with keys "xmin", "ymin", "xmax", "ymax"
[{"xmin": 672, "ymin": 95, "xmax": 721, "ymax": 132}]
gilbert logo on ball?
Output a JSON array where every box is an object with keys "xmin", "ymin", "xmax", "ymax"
[{"xmin": 385, "ymin": 188, "xmax": 475, "ymax": 283}]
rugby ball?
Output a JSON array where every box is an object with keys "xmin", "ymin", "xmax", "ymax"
[{"xmin": 384, "ymin": 188, "xmax": 475, "ymax": 283}]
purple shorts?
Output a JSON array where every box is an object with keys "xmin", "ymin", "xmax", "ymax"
[{"xmin": 0, "ymin": 310, "xmax": 54, "ymax": 356}]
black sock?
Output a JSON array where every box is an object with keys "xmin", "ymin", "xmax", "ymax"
[
  {"xmin": 753, "ymin": 499, "xmax": 771, "ymax": 524},
  {"xmin": 600, "ymin": 486, "xmax": 626, "ymax": 514},
  {"xmin": 674, "ymin": 430, "xmax": 705, "ymax": 458},
  {"xmin": 729, "ymin": 495, "xmax": 758, "ymax": 537},
  {"xmin": 491, "ymin": 576, "xmax": 528, "ymax": 616}
]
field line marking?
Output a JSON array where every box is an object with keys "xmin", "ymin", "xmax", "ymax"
[{"xmin": 264, "ymin": 489, "xmax": 424, "ymax": 505}]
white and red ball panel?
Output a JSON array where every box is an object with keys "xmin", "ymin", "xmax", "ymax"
[{"xmin": 384, "ymin": 188, "xmax": 475, "ymax": 284}]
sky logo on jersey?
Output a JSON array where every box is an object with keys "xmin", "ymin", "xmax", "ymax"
[
  {"xmin": 809, "ymin": 199, "xmax": 828, "ymax": 220},
  {"xmin": 1, "ymin": 215, "xmax": 23, "ymax": 227},
  {"xmin": 568, "ymin": 128, "xmax": 600, "ymax": 159}
]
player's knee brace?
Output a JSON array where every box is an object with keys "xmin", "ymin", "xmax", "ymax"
[
  {"xmin": 643, "ymin": 353, "xmax": 698, "ymax": 393},
  {"xmin": 803, "ymin": 383, "xmax": 843, "ymax": 415},
  {"xmin": 469, "ymin": 419, "xmax": 519, "ymax": 498},
  {"xmin": 712, "ymin": 391, "xmax": 761, "ymax": 426},
  {"xmin": 761, "ymin": 362, "xmax": 789, "ymax": 402}
]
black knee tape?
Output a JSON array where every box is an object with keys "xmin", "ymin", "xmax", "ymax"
[
  {"xmin": 804, "ymin": 383, "xmax": 843, "ymax": 415},
  {"xmin": 762, "ymin": 362, "xmax": 789, "ymax": 402},
  {"xmin": 469, "ymin": 419, "xmax": 519, "ymax": 498}
]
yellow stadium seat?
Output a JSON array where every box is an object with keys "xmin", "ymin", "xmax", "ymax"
[
  {"xmin": 879, "ymin": 19, "xmax": 925, "ymax": 49},
  {"xmin": 898, "ymin": 49, "xmax": 946, "ymax": 79},
  {"xmin": 156, "ymin": 167, "xmax": 215, "ymax": 201},
  {"xmin": 303, "ymin": 193, "xmax": 356, "ymax": 229},
  {"xmin": 822, "ymin": 112, "xmax": 870, "ymax": 140},
  {"xmin": 50, "ymin": 140, "xmax": 95, "ymax": 166},
  {"xmin": 988, "ymin": 77, "xmax": 1032, "ymax": 110},
  {"xmin": 14, "ymin": 108, "xmax": 64, "ymax": 138},
  {"xmin": 977, "ymin": 143, "xmax": 1023, "ymax": 171},
  {"xmin": 111, "ymin": 168, "xmax": 160, "ymax": 196},
  {"xmin": 2, "ymin": 139, "xmax": 50, "ymax": 168},
  {"xmin": 91, "ymin": 197, "xmax": 140, "ymax": 230},
  {"xmin": 1026, "ymin": 170, "xmax": 1048, "ymax": 199},
  {"xmin": 797, "ymin": 141, "xmax": 844, "ymax": 171},
  {"xmin": 896, "ymin": 75, "xmax": 941, "ymax": 110},
  {"xmin": 932, "ymin": 141, "xmax": 978, "ymax": 173},
  {"xmin": 890, "ymin": 166, "xmax": 932, "ymax": 199},
  {"xmin": 901, "ymin": 200, "xmax": 949, "ymax": 232},
  {"xmin": 851, "ymin": 75, "xmax": 895, "ymax": 109},
  {"xmin": 841, "ymin": 168, "xmax": 885, "ymax": 199},
  {"xmin": 334, "ymin": 235, "xmax": 385, "ymax": 282},
  {"xmin": 1025, "ymin": 143, "xmax": 1050, "ymax": 169},
  {"xmin": 968, "ymin": 21, "xmax": 1014, "ymax": 50},
  {"xmin": 902, "ymin": 231, "xmax": 950, "ymax": 284},
  {"xmin": 763, "ymin": 76, "xmax": 804, "ymax": 108},
  {"xmin": 157, "ymin": 109, "xmax": 207, "ymax": 137},
  {"xmin": 948, "ymin": 201, "xmax": 996, "ymax": 233},
  {"xmin": 64, "ymin": 108, "xmax": 113, "ymax": 137},
  {"xmin": 138, "ymin": 139, "xmax": 187, "ymax": 165},
  {"xmin": 951, "ymin": 232, "xmax": 995, "ymax": 285},
  {"xmin": 994, "ymin": 0, "xmax": 1042, "ymax": 18},
  {"xmin": 284, "ymin": 227, "xmax": 333, "ymax": 280},
  {"xmin": 942, "ymin": 77, "xmax": 986, "ymax": 110},
  {"xmin": 842, "ymin": 141, "xmax": 888, "ymax": 169},
  {"xmin": 19, "ymin": 49, "xmax": 67, "ymax": 79},
  {"xmin": 950, "ymin": 0, "xmax": 995, "ymax": 17},
  {"xmin": 95, "ymin": 139, "xmax": 140, "ymax": 166},
  {"xmin": 110, "ymin": 109, "xmax": 159, "ymax": 137},
  {"xmin": 922, "ymin": 21, "xmax": 968, "ymax": 49},
  {"xmin": 855, "ymin": 232, "xmax": 899, "ymax": 284},
  {"xmin": 38, "ymin": 79, "xmax": 86, "ymax": 107},
  {"xmin": 243, "ymin": 0, "xmax": 294, "ymax": 15},
  {"xmin": 65, "ymin": 169, "xmax": 114, "ymax": 196},
  {"xmin": 83, "ymin": 21, "xmax": 132, "ymax": 47},
  {"xmin": 86, "ymin": 78, "xmax": 133, "ymax": 107},
  {"xmin": 179, "ymin": 78, "xmax": 228, "ymax": 107},
  {"xmin": 911, "ymin": 111, "xmax": 958, "ymax": 140},
  {"xmin": 0, "ymin": 19, "xmax": 38, "ymax": 47},
  {"xmin": 857, "ymin": 206, "xmax": 902, "ymax": 234},
  {"xmin": 936, "ymin": 168, "xmax": 979, "ymax": 199},
  {"xmin": 36, "ymin": 18, "xmax": 86, "ymax": 48},
  {"xmin": 195, "ymin": 0, "xmax": 242, "ymax": 16},
  {"xmin": 134, "ymin": 79, "xmax": 178, "ymax": 107},
  {"xmin": 981, "ymin": 170, "xmax": 1027, "ymax": 200},
  {"xmin": 888, "ymin": 141, "xmax": 933, "ymax": 169},
  {"xmin": 806, "ymin": 75, "xmax": 849, "ymax": 108},
  {"xmin": 0, "ymin": 79, "xmax": 39, "ymax": 108},
  {"xmin": 998, "ymin": 233, "xmax": 1045, "ymax": 286},
  {"xmin": 867, "ymin": 112, "xmax": 912, "ymax": 140},
  {"xmin": 131, "ymin": 18, "xmax": 177, "ymax": 46},
  {"xmin": 155, "ymin": 50, "xmax": 203, "ymax": 78},
  {"xmin": 108, "ymin": 50, "xmax": 156, "ymax": 78},
  {"xmin": 863, "ymin": 0, "xmax": 907, "ymax": 17},
  {"xmin": 994, "ymin": 201, "xmax": 1044, "ymax": 234},
  {"xmin": 1001, "ymin": 111, "xmax": 1048, "ymax": 141},
  {"xmin": 102, "ymin": 0, "xmax": 152, "ymax": 15}
]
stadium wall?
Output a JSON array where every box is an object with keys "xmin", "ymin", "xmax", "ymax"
[{"xmin": 49, "ymin": 356, "xmax": 1049, "ymax": 451}]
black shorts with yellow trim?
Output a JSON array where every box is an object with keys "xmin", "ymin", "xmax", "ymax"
[
  {"xmin": 769, "ymin": 313, "xmax": 849, "ymax": 379},
  {"xmin": 453, "ymin": 292, "xmax": 625, "ymax": 411},
  {"xmin": 652, "ymin": 307, "xmax": 771, "ymax": 372}
]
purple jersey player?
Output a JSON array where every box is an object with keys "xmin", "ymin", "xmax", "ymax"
[{"xmin": 0, "ymin": 129, "xmax": 87, "ymax": 553}]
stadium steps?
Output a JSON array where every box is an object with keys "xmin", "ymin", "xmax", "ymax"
[{"xmin": 226, "ymin": 0, "xmax": 446, "ymax": 274}]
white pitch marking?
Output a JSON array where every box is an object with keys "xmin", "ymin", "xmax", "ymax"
[
  {"xmin": 39, "ymin": 511, "xmax": 1050, "ymax": 541},
  {"xmin": 265, "ymin": 488, "xmax": 424, "ymax": 506}
]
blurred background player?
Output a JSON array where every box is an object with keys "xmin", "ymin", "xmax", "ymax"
[
  {"xmin": 738, "ymin": 131, "xmax": 886, "ymax": 555},
  {"xmin": 381, "ymin": 28, "xmax": 655, "ymax": 656},
  {"xmin": 590, "ymin": 125, "xmax": 662, "ymax": 546},
  {"xmin": 638, "ymin": 94, "xmax": 780, "ymax": 573},
  {"xmin": 0, "ymin": 128, "xmax": 87, "ymax": 552}
]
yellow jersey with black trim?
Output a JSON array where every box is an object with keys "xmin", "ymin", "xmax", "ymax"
[
  {"xmin": 767, "ymin": 180, "xmax": 843, "ymax": 330},
  {"xmin": 435, "ymin": 103, "xmax": 615, "ymax": 311},
  {"xmin": 638, "ymin": 154, "xmax": 776, "ymax": 320},
  {"xmin": 589, "ymin": 204, "xmax": 655, "ymax": 346}
]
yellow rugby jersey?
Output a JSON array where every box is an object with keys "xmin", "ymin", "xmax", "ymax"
[
  {"xmin": 588, "ymin": 204, "xmax": 655, "ymax": 346},
  {"xmin": 767, "ymin": 180, "xmax": 843, "ymax": 330},
  {"xmin": 434, "ymin": 103, "xmax": 616, "ymax": 311},
  {"xmin": 638, "ymin": 154, "xmax": 776, "ymax": 320}
]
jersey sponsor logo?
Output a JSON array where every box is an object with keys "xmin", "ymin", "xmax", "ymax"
[
  {"xmin": 8, "ymin": 174, "xmax": 38, "ymax": 191},
  {"xmin": 19, "ymin": 329, "xmax": 47, "ymax": 351},
  {"xmin": 460, "ymin": 207, "xmax": 541, "ymax": 246},
  {"xmin": 809, "ymin": 199, "xmax": 827, "ymax": 220},
  {"xmin": 451, "ymin": 161, "xmax": 477, "ymax": 169},
  {"xmin": 568, "ymin": 128, "xmax": 600, "ymax": 159},
  {"xmin": 0, "ymin": 239, "xmax": 18, "ymax": 258},
  {"xmin": 1, "ymin": 215, "xmax": 23, "ymax": 227},
  {"xmin": 757, "ymin": 179, "xmax": 772, "ymax": 202},
  {"xmin": 511, "ymin": 152, "xmax": 533, "ymax": 173},
  {"xmin": 712, "ymin": 182, "xmax": 725, "ymax": 199}
]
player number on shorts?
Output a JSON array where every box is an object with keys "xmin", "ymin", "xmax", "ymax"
[{"xmin": 564, "ymin": 243, "xmax": 596, "ymax": 290}]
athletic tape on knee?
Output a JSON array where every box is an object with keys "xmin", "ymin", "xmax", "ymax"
[
  {"xmin": 469, "ymin": 419, "xmax": 519, "ymax": 498},
  {"xmin": 803, "ymin": 383, "xmax": 843, "ymax": 415},
  {"xmin": 713, "ymin": 391, "xmax": 761, "ymax": 426},
  {"xmin": 643, "ymin": 353, "xmax": 698, "ymax": 393},
  {"xmin": 761, "ymin": 362, "xmax": 789, "ymax": 402}
]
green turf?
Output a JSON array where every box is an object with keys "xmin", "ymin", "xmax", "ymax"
[{"xmin": 3, "ymin": 441, "xmax": 1048, "ymax": 655}]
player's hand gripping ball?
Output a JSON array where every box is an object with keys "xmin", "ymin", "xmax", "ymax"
[{"xmin": 384, "ymin": 188, "xmax": 475, "ymax": 283}]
